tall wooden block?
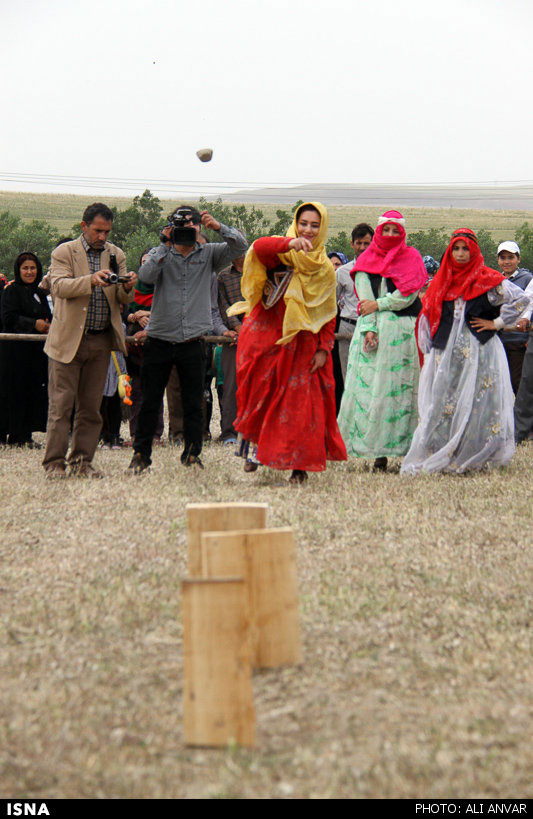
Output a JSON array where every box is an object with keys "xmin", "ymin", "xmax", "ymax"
[
  {"xmin": 182, "ymin": 578, "xmax": 255, "ymax": 748},
  {"xmin": 200, "ymin": 528, "xmax": 303, "ymax": 669},
  {"xmin": 186, "ymin": 502, "xmax": 268, "ymax": 576}
]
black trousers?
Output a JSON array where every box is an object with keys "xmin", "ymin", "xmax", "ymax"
[
  {"xmin": 134, "ymin": 337, "xmax": 206, "ymax": 463},
  {"xmin": 100, "ymin": 391, "xmax": 122, "ymax": 441},
  {"xmin": 514, "ymin": 336, "xmax": 533, "ymax": 443},
  {"xmin": 220, "ymin": 343, "xmax": 238, "ymax": 439},
  {"xmin": 503, "ymin": 342, "xmax": 527, "ymax": 394}
]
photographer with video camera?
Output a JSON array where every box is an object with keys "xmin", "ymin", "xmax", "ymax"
[
  {"xmin": 128, "ymin": 205, "xmax": 247, "ymax": 473},
  {"xmin": 42, "ymin": 202, "xmax": 137, "ymax": 479}
]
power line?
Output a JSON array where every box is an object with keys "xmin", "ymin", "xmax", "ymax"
[{"xmin": 1, "ymin": 171, "xmax": 533, "ymax": 192}]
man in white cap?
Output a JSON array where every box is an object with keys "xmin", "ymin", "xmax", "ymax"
[{"xmin": 496, "ymin": 240, "xmax": 532, "ymax": 393}]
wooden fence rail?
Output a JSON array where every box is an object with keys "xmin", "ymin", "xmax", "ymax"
[{"xmin": 0, "ymin": 333, "xmax": 359, "ymax": 343}]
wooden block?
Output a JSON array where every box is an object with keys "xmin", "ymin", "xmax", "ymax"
[
  {"xmin": 186, "ymin": 503, "xmax": 268, "ymax": 576},
  {"xmin": 200, "ymin": 528, "xmax": 302, "ymax": 669},
  {"xmin": 182, "ymin": 578, "xmax": 255, "ymax": 748}
]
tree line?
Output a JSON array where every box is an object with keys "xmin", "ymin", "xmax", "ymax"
[{"xmin": 1, "ymin": 189, "xmax": 533, "ymax": 276}]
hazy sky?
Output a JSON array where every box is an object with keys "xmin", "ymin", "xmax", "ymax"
[{"xmin": 1, "ymin": 0, "xmax": 532, "ymax": 196}]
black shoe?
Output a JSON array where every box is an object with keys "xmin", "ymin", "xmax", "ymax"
[
  {"xmin": 373, "ymin": 457, "xmax": 388, "ymax": 472},
  {"xmin": 182, "ymin": 452, "xmax": 204, "ymax": 469},
  {"xmin": 25, "ymin": 439, "xmax": 42, "ymax": 449},
  {"xmin": 128, "ymin": 452, "xmax": 150, "ymax": 474},
  {"xmin": 289, "ymin": 469, "xmax": 308, "ymax": 485},
  {"xmin": 7, "ymin": 436, "xmax": 26, "ymax": 447}
]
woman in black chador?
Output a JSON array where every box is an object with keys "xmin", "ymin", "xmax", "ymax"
[{"xmin": 0, "ymin": 252, "xmax": 51, "ymax": 447}]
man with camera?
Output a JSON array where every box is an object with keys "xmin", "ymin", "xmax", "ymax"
[
  {"xmin": 129, "ymin": 205, "xmax": 247, "ymax": 473},
  {"xmin": 42, "ymin": 202, "xmax": 137, "ymax": 478}
]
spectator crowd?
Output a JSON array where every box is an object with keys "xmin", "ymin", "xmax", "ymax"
[{"xmin": 0, "ymin": 199, "xmax": 531, "ymax": 482}]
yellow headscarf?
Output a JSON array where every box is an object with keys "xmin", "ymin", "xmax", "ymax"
[{"xmin": 227, "ymin": 201, "xmax": 337, "ymax": 345}]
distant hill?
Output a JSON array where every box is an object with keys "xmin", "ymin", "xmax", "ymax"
[{"xmin": 224, "ymin": 182, "xmax": 533, "ymax": 211}]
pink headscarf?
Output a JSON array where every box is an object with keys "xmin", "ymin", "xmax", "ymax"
[{"xmin": 351, "ymin": 210, "xmax": 427, "ymax": 296}]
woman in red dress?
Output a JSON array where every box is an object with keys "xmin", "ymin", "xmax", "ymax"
[{"xmin": 228, "ymin": 202, "xmax": 347, "ymax": 484}]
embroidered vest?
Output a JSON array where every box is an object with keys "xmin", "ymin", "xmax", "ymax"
[{"xmin": 432, "ymin": 293, "xmax": 500, "ymax": 350}]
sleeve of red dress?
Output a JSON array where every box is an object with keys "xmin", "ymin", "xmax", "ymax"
[
  {"xmin": 317, "ymin": 316, "xmax": 336, "ymax": 351},
  {"xmin": 252, "ymin": 236, "xmax": 292, "ymax": 269}
]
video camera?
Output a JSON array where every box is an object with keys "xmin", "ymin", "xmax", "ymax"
[
  {"xmin": 105, "ymin": 254, "xmax": 129, "ymax": 284},
  {"xmin": 160, "ymin": 208, "xmax": 199, "ymax": 247}
]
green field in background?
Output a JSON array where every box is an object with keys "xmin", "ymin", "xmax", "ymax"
[{"xmin": 1, "ymin": 189, "xmax": 532, "ymax": 239}]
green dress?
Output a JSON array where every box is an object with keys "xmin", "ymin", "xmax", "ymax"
[{"xmin": 338, "ymin": 272, "xmax": 420, "ymax": 458}]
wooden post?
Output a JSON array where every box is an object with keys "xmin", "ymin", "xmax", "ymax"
[
  {"xmin": 186, "ymin": 503, "xmax": 268, "ymax": 576},
  {"xmin": 200, "ymin": 528, "xmax": 303, "ymax": 669},
  {"xmin": 182, "ymin": 578, "xmax": 255, "ymax": 748}
]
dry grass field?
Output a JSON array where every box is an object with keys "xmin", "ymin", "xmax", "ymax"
[
  {"xmin": 2, "ymin": 189, "xmax": 533, "ymax": 240},
  {"xmin": 0, "ymin": 427, "xmax": 531, "ymax": 799}
]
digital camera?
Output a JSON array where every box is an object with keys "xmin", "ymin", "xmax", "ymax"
[{"xmin": 105, "ymin": 271, "xmax": 129, "ymax": 284}]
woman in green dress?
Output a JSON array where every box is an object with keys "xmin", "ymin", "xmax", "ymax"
[{"xmin": 337, "ymin": 210, "xmax": 427, "ymax": 471}]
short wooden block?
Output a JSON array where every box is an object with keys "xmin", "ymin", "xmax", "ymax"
[
  {"xmin": 182, "ymin": 578, "xmax": 255, "ymax": 748},
  {"xmin": 200, "ymin": 528, "xmax": 303, "ymax": 669},
  {"xmin": 186, "ymin": 502, "xmax": 268, "ymax": 576}
]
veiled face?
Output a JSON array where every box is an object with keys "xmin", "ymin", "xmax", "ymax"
[
  {"xmin": 451, "ymin": 240, "xmax": 471, "ymax": 264},
  {"xmin": 329, "ymin": 255, "xmax": 343, "ymax": 270},
  {"xmin": 19, "ymin": 259, "xmax": 38, "ymax": 284},
  {"xmin": 296, "ymin": 209, "xmax": 321, "ymax": 242}
]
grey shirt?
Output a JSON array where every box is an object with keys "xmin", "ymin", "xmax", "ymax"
[
  {"xmin": 138, "ymin": 223, "xmax": 247, "ymax": 343},
  {"xmin": 210, "ymin": 272, "xmax": 227, "ymax": 336},
  {"xmin": 336, "ymin": 259, "xmax": 359, "ymax": 321}
]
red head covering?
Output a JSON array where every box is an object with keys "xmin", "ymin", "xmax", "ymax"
[
  {"xmin": 422, "ymin": 228, "xmax": 504, "ymax": 338},
  {"xmin": 351, "ymin": 210, "xmax": 427, "ymax": 296}
]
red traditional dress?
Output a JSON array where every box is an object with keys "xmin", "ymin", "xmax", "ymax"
[{"xmin": 234, "ymin": 236, "xmax": 347, "ymax": 471}]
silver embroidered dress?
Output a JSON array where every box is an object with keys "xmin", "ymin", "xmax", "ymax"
[{"xmin": 401, "ymin": 280, "xmax": 530, "ymax": 474}]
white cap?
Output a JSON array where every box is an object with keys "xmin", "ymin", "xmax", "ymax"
[{"xmin": 497, "ymin": 240, "xmax": 520, "ymax": 256}]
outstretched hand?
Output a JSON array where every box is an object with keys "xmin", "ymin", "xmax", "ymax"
[{"xmin": 289, "ymin": 237, "xmax": 313, "ymax": 253}]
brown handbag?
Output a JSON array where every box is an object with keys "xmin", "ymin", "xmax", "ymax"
[{"xmin": 262, "ymin": 268, "xmax": 293, "ymax": 310}]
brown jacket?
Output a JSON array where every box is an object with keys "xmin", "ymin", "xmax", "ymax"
[{"xmin": 45, "ymin": 237, "xmax": 133, "ymax": 363}]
